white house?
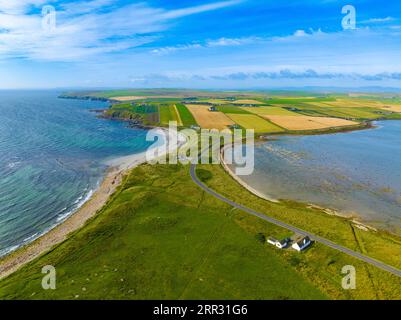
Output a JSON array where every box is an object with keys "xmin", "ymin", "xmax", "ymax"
[
  {"xmin": 267, "ymin": 237, "xmax": 278, "ymax": 246},
  {"xmin": 275, "ymin": 239, "xmax": 289, "ymax": 249},
  {"xmin": 292, "ymin": 236, "xmax": 312, "ymax": 252},
  {"xmin": 267, "ymin": 237, "xmax": 289, "ymax": 249}
]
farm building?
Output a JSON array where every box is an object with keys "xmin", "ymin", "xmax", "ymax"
[
  {"xmin": 267, "ymin": 237, "xmax": 289, "ymax": 249},
  {"xmin": 292, "ymin": 236, "xmax": 312, "ymax": 252}
]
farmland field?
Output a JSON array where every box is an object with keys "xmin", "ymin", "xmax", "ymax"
[
  {"xmin": 242, "ymin": 106, "xmax": 301, "ymax": 116},
  {"xmin": 217, "ymin": 105, "xmax": 252, "ymax": 114},
  {"xmin": 159, "ymin": 105, "xmax": 182, "ymax": 126},
  {"xmin": 299, "ymin": 105, "xmax": 380, "ymax": 119},
  {"xmin": 226, "ymin": 114, "xmax": 284, "ymax": 133},
  {"xmin": 311, "ymin": 99, "xmax": 385, "ymax": 108},
  {"xmin": 380, "ymin": 105, "xmax": 401, "ymax": 113},
  {"xmin": 112, "ymin": 96, "xmax": 183, "ymax": 101},
  {"xmin": 232, "ymin": 99, "xmax": 264, "ymax": 105},
  {"xmin": 186, "ymin": 104, "xmax": 235, "ymax": 130},
  {"xmin": 176, "ymin": 104, "xmax": 198, "ymax": 126},
  {"xmin": 263, "ymin": 115, "xmax": 358, "ymax": 131}
]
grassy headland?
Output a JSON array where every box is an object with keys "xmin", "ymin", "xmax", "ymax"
[{"xmin": 0, "ymin": 162, "xmax": 400, "ymax": 299}]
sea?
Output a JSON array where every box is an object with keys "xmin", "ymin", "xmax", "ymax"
[
  {"xmin": 0, "ymin": 90, "xmax": 154, "ymax": 257},
  {"xmin": 230, "ymin": 120, "xmax": 401, "ymax": 234}
]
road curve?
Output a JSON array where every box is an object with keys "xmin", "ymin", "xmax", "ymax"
[{"xmin": 190, "ymin": 163, "xmax": 401, "ymax": 278}]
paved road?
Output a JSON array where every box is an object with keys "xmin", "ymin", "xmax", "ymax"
[{"xmin": 190, "ymin": 163, "xmax": 401, "ymax": 278}]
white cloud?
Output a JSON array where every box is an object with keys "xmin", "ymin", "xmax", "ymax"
[
  {"xmin": 0, "ymin": 0, "xmax": 242, "ymax": 61},
  {"xmin": 206, "ymin": 36, "xmax": 259, "ymax": 47},
  {"xmin": 151, "ymin": 36, "xmax": 261, "ymax": 55},
  {"xmin": 293, "ymin": 29, "xmax": 308, "ymax": 37},
  {"xmin": 0, "ymin": 0, "xmax": 48, "ymax": 14},
  {"xmin": 362, "ymin": 17, "xmax": 395, "ymax": 24},
  {"xmin": 161, "ymin": 0, "xmax": 243, "ymax": 19}
]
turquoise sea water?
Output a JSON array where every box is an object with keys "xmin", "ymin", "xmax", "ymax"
[
  {"xmin": 231, "ymin": 121, "xmax": 401, "ymax": 234},
  {"xmin": 0, "ymin": 91, "xmax": 153, "ymax": 256}
]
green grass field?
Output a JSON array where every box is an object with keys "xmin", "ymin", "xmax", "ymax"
[
  {"xmin": 200, "ymin": 164, "xmax": 401, "ymax": 299},
  {"xmin": 257, "ymin": 97, "xmax": 336, "ymax": 104},
  {"xmin": 216, "ymin": 105, "xmax": 252, "ymax": 114},
  {"xmin": 1, "ymin": 163, "xmax": 400, "ymax": 299},
  {"xmin": 176, "ymin": 104, "xmax": 198, "ymax": 127},
  {"xmin": 0, "ymin": 165, "xmax": 327, "ymax": 300},
  {"xmin": 74, "ymin": 90, "xmax": 401, "ymax": 130},
  {"xmin": 159, "ymin": 105, "xmax": 181, "ymax": 126},
  {"xmin": 226, "ymin": 114, "xmax": 284, "ymax": 133}
]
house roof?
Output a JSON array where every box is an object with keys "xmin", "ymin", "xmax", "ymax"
[{"xmin": 294, "ymin": 236, "xmax": 311, "ymax": 247}]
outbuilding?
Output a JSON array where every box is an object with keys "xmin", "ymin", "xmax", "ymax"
[{"xmin": 292, "ymin": 236, "xmax": 312, "ymax": 252}]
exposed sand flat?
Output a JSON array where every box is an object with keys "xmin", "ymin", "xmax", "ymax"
[
  {"xmin": 262, "ymin": 115, "xmax": 358, "ymax": 131},
  {"xmin": 112, "ymin": 96, "xmax": 182, "ymax": 101},
  {"xmin": 186, "ymin": 104, "xmax": 235, "ymax": 130}
]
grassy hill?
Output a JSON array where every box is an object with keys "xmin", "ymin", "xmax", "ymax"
[
  {"xmin": 0, "ymin": 164, "xmax": 326, "ymax": 300},
  {"xmin": 1, "ymin": 162, "xmax": 401, "ymax": 299}
]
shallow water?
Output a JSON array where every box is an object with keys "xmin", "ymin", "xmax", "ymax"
[
  {"xmin": 0, "ymin": 91, "xmax": 153, "ymax": 256},
  {"xmin": 230, "ymin": 121, "xmax": 401, "ymax": 234}
]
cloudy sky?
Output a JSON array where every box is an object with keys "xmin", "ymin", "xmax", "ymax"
[{"xmin": 1, "ymin": 0, "xmax": 401, "ymax": 89}]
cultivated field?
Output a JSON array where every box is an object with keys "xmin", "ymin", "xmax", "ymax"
[
  {"xmin": 263, "ymin": 115, "xmax": 358, "ymax": 131},
  {"xmin": 112, "ymin": 96, "xmax": 182, "ymax": 101},
  {"xmin": 232, "ymin": 99, "xmax": 264, "ymax": 105},
  {"xmin": 380, "ymin": 105, "xmax": 401, "ymax": 113},
  {"xmin": 186, "ymin": 104, "xmax": 235, "ymax": 130},
  {"xmin": 304, "ymin": 105, "xmax": 381, "ymax": 119},
  {"xmin": 159, "ymin": 105, "xmax": 182, "ymax": 126},
  {"xmin": 306, "ymin": 99, "xmax": 390, "ymax": 109},
  {"xmin": 242, "ymin": 106, "xmax": 301, "ymax": 116},
  {"xmin": 226, "ymin": 114, "xmax": 284, "ymax": 133},
  {"xmin": 176, "ymin": 104, "xmax": 198, "ymax": 126}
]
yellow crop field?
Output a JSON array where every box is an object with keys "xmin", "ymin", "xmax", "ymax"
[
  {"xmin": 242, "ymin": 106, "xmax": 301, "ymax": 116},
  {"xmin": 226, "ymin": 114, "xmax": 284, "ymax": 133},
  {"xmin": 186, "ymin": 104, "xmax": 235, "ymax": 130},
  {"xmin": 112, "ymin": 96, "xmax": 181, "ymax": 101},
  {"xmin": 380, "ymin": 105, "xmax": 401, "ymax": 113},
  {"xmin": 262, "ymin": 115, "xmax": 358, "ymax": 131},
  {"xmin": 232, "ymin": 99, "xmax": 264, "ymax": 105},
  {"xmin": 308, "ymin": 99, "xmax": 384, "ymax": 108},
  {"xmin": 203, "ymin": 99, "xmax": 232, "ymax": 105}
]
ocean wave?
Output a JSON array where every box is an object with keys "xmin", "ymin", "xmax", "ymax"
[{"xmin": 56, "ymin": 189, "xmax": 94, "ymax": 223}]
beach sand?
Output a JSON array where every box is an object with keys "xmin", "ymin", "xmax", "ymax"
[
  {"xmin": 220, "ymin": 145, "xmax": 279, "ymax": 203},
  {"xmin": 0, "ymin": 165, "xmax": 122, "ymax": 279}
]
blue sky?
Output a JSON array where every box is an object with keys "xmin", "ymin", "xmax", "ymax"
[{"xmin": 1, "ymin": 0, "xmax": 401, "ymax": 89}]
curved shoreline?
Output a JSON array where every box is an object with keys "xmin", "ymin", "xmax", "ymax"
[
  {"xmin": 220, "ymin": 145, "xmax": 279, "ymax": 203},
  {"xmin": 0, "ymin": 127, "xmax": 181, "ymax": 280},
  {"xmin": 0, "ymin": 163, "xmax": 129, "ymax": 280},
  {"xmin": 220, "ymin": 143, "xmax": 379, "ymax": 233}
]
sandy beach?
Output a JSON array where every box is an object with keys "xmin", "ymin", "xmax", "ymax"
[
  {"xmin": 0, "ymin": 159, "xmax": 137, "ymax": 280},
  {"xmin": 0, "ymin": 127, "xmax": 186, "ymax": 280},
  {"xmin": 220, "ymin": 144, "xmax": 279, "ymax": 203}
]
